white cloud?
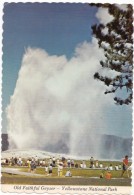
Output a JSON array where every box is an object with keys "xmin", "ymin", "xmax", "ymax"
[
  {"xmin": 96, "ymin": 7, "xmax": 114, "ymax": 25},
  {"xmin": 115, "ymin": 4, "xmax": 128, "ymax": 11},
  {"xmin": 6, "ymin": 37, "xmax": 118, "ymax": 158}
]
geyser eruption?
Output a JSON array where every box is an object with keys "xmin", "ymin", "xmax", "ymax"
[{"xmin": 6, "ymin": 39, "xmax": 116, "ymax": 157}]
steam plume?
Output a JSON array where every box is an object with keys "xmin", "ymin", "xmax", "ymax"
[{"xmin": 6, "ymin": 38, "xmax": 116, "ymax": 157}]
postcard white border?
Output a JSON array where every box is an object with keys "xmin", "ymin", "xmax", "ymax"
[{"xmin": 0, "ymin": 0, "xmax": 133, "ymax": 195}]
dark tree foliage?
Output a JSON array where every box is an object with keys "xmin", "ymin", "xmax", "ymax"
[{"xmin": 90, "ymin": 4, "xmax": 133, "ymax": 105}]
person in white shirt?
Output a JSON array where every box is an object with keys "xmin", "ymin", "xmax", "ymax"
[
  {"xmin": 58, "ymin": 163, "xmax": 63, "ymax": 176},
  {"xmin": 115, "ymin": 165, "xmax": 119, "ymax": 170},
  {"xmin": 80, "ymin": 162, "xmax": 83, "ymax": 168},
  {"xmin": 99, "ymin": 163, "xmax": 103, "ymax": 168},
  {"xmin": 42, "ymin": 160, "xmax": 45, "ymax": 166},
  {"xmin": 109, "ymin": 164, "xmax": 113, "ymax": 170},
  {"xmin": 18, "ymin": 157, "xmax": 22, "ymax": 166},
  {"xmin": 82, "ymin": 161, "xmax": 86, "ymax": 168},
  {"xmin": 39, "ymin": 160, "xmax": 42, "ymax": 166},
  {"xmin": 65, "ymin": 170, "xmax": 72, "ymax": 177},
  {"xmin": 67, "ymin": 159, "xmax": 71, "ymax": 168},
  {"xmin": 45, "ymin": 165, "xmax": 48, "ymax": 174},
  {"xmin": 49, "ymin": 158, "xmax": 52, "ymax": 164},
  {"xmin": 95, "ymin": 160, "xmax": 99, "ymax": 168}
]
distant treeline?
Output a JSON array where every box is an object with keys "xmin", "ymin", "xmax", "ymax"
[
  {"xmin": 1, "ymin": 134, "xmax": 9, "ymax": 151},
  {"xmin": 1, "ymin": 133, "xmax": 132, "ymax": 160}
]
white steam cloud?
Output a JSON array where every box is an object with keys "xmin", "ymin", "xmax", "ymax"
[
  {"xmin": 6, "ymin": 38, "xmax": 116, "ymax": 157},
  {"xmin": 6, "ymin": 6, "xmax": 129, "ymax": 158}
]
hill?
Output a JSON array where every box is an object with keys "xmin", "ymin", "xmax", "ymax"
[
  {"xmin": 1, "ymin": 133, "xmax": 132, "ymax": 160},
  {"xmin": 99, "ymin": 134, "xmax": 132, "ymax": 159}
]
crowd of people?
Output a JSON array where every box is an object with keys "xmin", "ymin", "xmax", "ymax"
[{"xmin": 1, "ymin": 155, "xmax": 131, "ymax": 178}]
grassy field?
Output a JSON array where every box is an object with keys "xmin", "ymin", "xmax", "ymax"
[
  {"xmin": 1, "ymin": 172, "xmax": 131, "ymax": 186},
  {"xmin": 19, "ymin": 166, "xmax": 131, "ymax": 178},
  {"xmin": 1, "ymin": 159, "xmax": 132, "ymax": 186}
]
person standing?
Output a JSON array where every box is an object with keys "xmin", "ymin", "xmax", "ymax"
[
  {"xmin": 48, "ymin": 164, "xmax": 53, "ymax": 176},
  {"xmin": 121, "ymin": 155, "xmax": 129, "ymax": 177},
  {"xmin": 27, "ymin": 160, "xmax": 31, "ymax": 172},
  {"xmin": 105, "ymin": 171, "xmax": 112, "ymax": 179},
  {"xmin": 90, "ymin": 157, "xmax": 94, "ymax": 168},
  {"xmin": 30, "ymin": 160, "xmax": 36, "ymax": 173},
  {"xmin": 35, "ymin": 156, "xmax": 38, "ymax": 166},
  {"xmin": 95, "ymin": 160, "xmax": 99, "ymax": 168},
  {"xmin": 45, "ymin": 165, "xmax": 48, "ymax": 175},
  {"xmin": 14, "ymin": 157, "xmax": 18, "ymax": 165},
  {"xmin": 67, "ymin": 159, "xmax": 71, "ymax": 168},
  {"xmin": 18, "ymin": 157, "xmax": 22, "ymax": 166},
  {"xmin": 52, "ymin": 157, "xmax": 56, "ymax": 167},
  {"xmin": 58, "ymin": 162, "xmax": 63, "ymax": 176}
]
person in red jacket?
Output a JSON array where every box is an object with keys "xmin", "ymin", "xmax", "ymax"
[
  {"xmin": 121, "ymin": 155, "xmax": 129, "ymax": 177},
  {"xmin": 105, "ymin": 171, "xmax": 112, "ymax": 179}
]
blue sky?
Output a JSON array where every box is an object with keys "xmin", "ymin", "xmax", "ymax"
[
  {"xmin": 2, "ymin": 3, "xmax": 132, "ymax": 139},
  {"xmin": 3, "ymin": 3, "xmax": 98, "ymax": 110},
  {"xmin": 2, "ymin": 3, "xmax": 98, "ymax": 132}
]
